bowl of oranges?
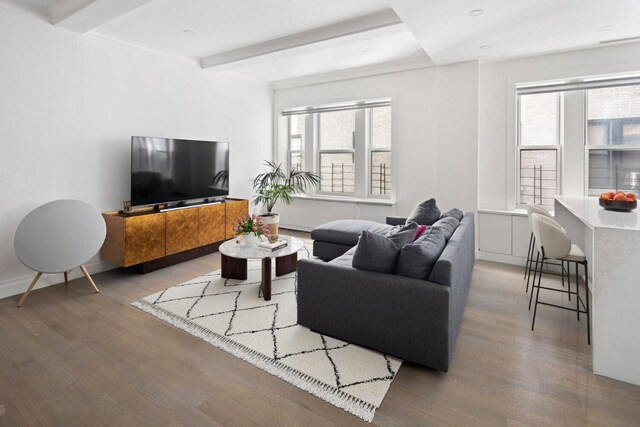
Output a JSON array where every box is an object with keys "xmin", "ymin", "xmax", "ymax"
[{"xmin": 599, "ymin": 192, "xmax": 637, "ymax": 212}]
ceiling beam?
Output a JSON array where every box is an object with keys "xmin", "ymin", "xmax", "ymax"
[
  {"xmin": 201, "ymin": 9, "xmax": 403, "ymax": 70},
  {"xmin": 0, "ymin": 0, "xmax": 50, "ymax": 22},
  {"xmin": 50, "ymin": 0, "xmax": 154, "ymax": 33}
]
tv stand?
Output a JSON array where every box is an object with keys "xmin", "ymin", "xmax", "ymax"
[{"xmin": 101, "ymin": 198, "xmax": 248, "ymax": 272}]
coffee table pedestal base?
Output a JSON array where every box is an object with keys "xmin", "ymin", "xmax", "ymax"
[{"xmin": 220, "ymin": 252, "xmax": 299, "ymax": 301}]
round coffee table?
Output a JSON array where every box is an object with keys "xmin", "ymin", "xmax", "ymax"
[{"xmin": 218, "ymin": 236, "xmax": 304, "ymax": 301}]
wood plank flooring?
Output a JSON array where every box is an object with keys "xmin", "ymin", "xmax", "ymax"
[{"xmin": 1, "ymin": 230, "xmax": 639, "ymax": 426}]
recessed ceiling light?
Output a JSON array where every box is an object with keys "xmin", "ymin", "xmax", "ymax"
[
  {"xmin": 599, "ymin": 25, "xmax": 614, "ymax": 32},
  {"xmin": 469, "ymin": 9, "xmax": 484, "ymax": 16},
  {"xmin": 184, "ymin": 30, "xmax": 195, "ymax": 36},
  {"xmin": 363, "ymin": 49, "xmax": 373, "ymax": 54},
  {"xmin": 480, "ymin": 44, "xmax": 492, "ymax": 50}
]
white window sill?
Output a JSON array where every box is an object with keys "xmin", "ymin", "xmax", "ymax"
[{"xmin": 292, "ymin": 194, "xmax": 396, "ymax": 206}]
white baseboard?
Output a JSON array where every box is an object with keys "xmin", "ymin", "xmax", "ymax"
[{"xmin": 0, "ymin": 260, "xmax": 116, "ymax": 301}]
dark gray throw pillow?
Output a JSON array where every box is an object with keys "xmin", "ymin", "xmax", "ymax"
[
  {"xmin": 440, "ymin": 208, "xmax": 464, "ymax": 222},
  {"xmin": 384, "ymin": 221, "xmax": 418, "ymax": 247},
  {"xmin": 406, "ymin": 198, "xmax": 441, "ymax": 226},
  {"xmin": 396, "ymin": 227, "xmax": 447, "ymax": 280},
  {"xmin": 431, "ymin": 216, "xmax": 460, "ymax": 241},
  {"xmin": 352, "ymin": 231, "xmax": 401, "ymax": 273}
]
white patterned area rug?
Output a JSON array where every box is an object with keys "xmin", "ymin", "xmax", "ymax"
[{"xmin": 132, "ymin": 244, "xmax": 402, "ymax": 422}]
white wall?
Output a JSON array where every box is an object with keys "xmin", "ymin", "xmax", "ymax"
[
  {"xmin": 0, "ymin": 9, "xmax": 272, "ymax": 298},
  {"xmin": 272, "ymin": 61, "xmax": 479, "ymax": 230},
  {"xmin": 477, "ymin": 42, "xmax": 640, "ymax": 264}
]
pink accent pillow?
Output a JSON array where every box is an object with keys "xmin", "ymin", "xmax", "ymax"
[{"xmin": 414, "ymin": 225, "xmax": 428, "ymax": 241}]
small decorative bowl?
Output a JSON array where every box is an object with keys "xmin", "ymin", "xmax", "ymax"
[{"xmin": 599, "ymin": 198, "xmax": 637, "ymax": 212}]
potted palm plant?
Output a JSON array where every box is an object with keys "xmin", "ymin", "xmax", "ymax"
[{"xmin": 252, "ymin": 161, "xmax": 320, "ymax": 237}]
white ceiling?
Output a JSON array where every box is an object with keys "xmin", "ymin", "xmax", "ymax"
[
  {"xmin": 92, "ymin": 0, "xmax": 392, "ymax": 60},
  {"xmin": 388, "ymin": 0, "xmax": 640, "ymax": 65},
  {"xmin": 4, "ymin": 0, "xmax": 640, "ymax": 82}
]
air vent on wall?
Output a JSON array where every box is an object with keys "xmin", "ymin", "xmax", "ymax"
[{"xmin": 599, "ymin": 35, "xmax": 640, "ymax": 45}]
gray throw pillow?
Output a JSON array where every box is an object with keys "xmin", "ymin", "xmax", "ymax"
[
  {"xmin": 441, "ymin": 208, "xmax": 464, "ymax": 222},
  {"xmin": 431, "ymin": 216, "xmax": 460, "ymax": 241},
  {"xmin": 396, "ymin": 227, "xmax": 447, "ymax": 280},
  {"xmin": 384, "ymin": 221, "xmax": 418, "ymax": 247},
  {"xmin": 406, "ymin": 198, "xmax": 441, "ymax": 226},
  {"xmin": 352, "ymin": 231, "xmax": 402, "ymax": 273}
]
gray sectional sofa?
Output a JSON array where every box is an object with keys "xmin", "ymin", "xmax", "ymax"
[{"xmin": 297, "ymin": 212, "xmax": 475, "ymax": 371}]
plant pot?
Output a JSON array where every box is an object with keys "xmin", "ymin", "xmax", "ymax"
[{"xmin": 259, "ymin": 213, "xmax": 280, "ymax": 238}]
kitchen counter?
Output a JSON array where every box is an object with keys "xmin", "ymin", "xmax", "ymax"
[{"xmin": 554, "ymin": 196, "xmax": 640, "ymax": 386}]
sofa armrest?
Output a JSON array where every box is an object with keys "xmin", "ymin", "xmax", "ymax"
[
  {"xmin": 297, "ymin": 258, "xmax": 451, "ymax": 369},
  {"xmin": 386, "ymin": 216, "xmax": 407, "ymax": 226}
]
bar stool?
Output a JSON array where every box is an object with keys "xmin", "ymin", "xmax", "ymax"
[
  {"xmin": 524, "ymin": 204, "xmax": 568, "ymax": 298},
  {"xmin": 529, "ymin": 213, "xmax": 591, "ymax": 344}
]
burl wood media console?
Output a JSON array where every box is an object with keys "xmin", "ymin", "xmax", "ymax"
[{"xmin": 101, "ymin": 199, "xmax": 248, "ymax": 273}]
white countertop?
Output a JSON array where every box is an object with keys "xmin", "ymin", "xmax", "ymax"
[{"xmin": 555, "ymin": 196, "xmax": 640, "ymax": 230}]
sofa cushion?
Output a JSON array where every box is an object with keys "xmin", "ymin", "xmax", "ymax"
[
  {"xmin": 431, "ymin": 216, "xmax": 460, "ymax": 241},
  {"xmin": 311, "ymin": 219, "xmax": 393, "ymax": 246},
  {"xmin": 440, "ymin": 208, "xmax": 464, "ymax": 222},
  {"xmin": 328, "ymin": 246, "xmax": 357, "ymax": 268},
  {"xmin": 395, "ymin": 227, "xmax": 447, "ymax": 280},
  {"xmin": 384, "ymin": 221, "xmax": 418, "ymax": 247},
  {"xmin": 406, "ymin": 198, "xmax": 441, "ymax": 226},
  {"xmin": 352, "ymin": 231, "xmax": 401, "ymax": 273}
]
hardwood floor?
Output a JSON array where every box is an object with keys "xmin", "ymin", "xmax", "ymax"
[{"xmin": 1, "ymin": 230, "xmax": 639, "ymax": 426}]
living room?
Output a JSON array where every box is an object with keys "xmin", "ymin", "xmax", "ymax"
[{"xmin": 1, "ymin": 0, "xmax": 639, "ymax": 425}]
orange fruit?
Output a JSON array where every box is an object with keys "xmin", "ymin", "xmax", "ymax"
[
  {"xmin": 601, "ymin": 193, "xmax": 611, "ymax": 200},
  {"xmin": 614, "ymin": 193, "xmax": 628, "ymax": 201}
]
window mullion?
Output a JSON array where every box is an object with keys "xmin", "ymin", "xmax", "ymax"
[{"xmin": 354, "ymin": 108, "xmax": 367, "ymax": 198}]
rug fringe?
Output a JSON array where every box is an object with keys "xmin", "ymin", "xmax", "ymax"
[{"xmin": 132, "ymin": 299, "xmax": 377, "ymax": 422}]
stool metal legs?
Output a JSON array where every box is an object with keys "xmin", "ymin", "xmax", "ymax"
[{"xmin": 530, "ymin": 252, "xmax": 591, "ymax": 345}]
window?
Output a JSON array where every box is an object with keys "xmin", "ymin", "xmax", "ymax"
[
  {"xmin": 319, "ymin": 110, "xmax": 356, "ymax": 193},
  {"xmin": 288, "ymin": 114, "xmax": 306, "ymax": 172},
  {"xmin": 370, "ymin": 106, "xmax": 392, "ymax": 196},
  {"xmin": 517, "ymin": 92, "xmax": 561, "ymax": 208},
  {"xmin": 587, "ymin": 85, "xmax": 640, "ymax": 195},
  {"xmin": 282, "ymin": 99, "xmax": 392, "ymax": 199}
]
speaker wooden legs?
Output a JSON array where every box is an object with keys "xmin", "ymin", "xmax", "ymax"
[
  {"xmin": 80, "ymin": 265, "xmax": 100, "ymax": 293},
  {"xmin": 17, "ymin": 272, "xmax": 42, "ymax": 307},
  {"xmin": 17, "ymin": 266, "xmax": 99, "ymax": 307}
]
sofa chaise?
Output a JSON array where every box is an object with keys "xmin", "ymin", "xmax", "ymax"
[{"xmin": 297, "ymin": 212, "xmax": 475, "ymax": 371}]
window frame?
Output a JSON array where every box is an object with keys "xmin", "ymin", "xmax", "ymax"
[
  {"xmin": 283, "ymin": 100, "xmax": 392, "ymax": 200},
  {"xmin": 584, "ymin": 86, "xmax": 640, "ymax": 196},
  {"xmin": 287, "ymin": 116, "xmax": 304, "ymax": 173},
  {"xmin": 515, "ymin": 92, "xmax": 563, "ymax": 209}
]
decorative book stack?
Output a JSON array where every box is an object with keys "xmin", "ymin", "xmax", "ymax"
[{"xmin": 257, "ymin": 239, "xmax": 288, "ymax": 251}]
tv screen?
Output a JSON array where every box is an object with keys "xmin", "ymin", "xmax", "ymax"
[{"xmin": 131, "ymin": 137, "xmax": 229, "ymax": 207}]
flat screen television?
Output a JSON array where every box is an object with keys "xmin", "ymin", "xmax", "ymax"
[{"xmin": 131, "ymin": 136, "xmax": 229, "ymax": 207}]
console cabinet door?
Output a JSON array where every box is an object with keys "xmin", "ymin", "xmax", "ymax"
[
  {"xmin": 225, "ymin": 200, "xmax": 249, "ymax": 239},
  {"xmin": 166, "ymin": 209, "xmax": 200, "ymax": 255},
  {"xmin": 124, "ymin": 213, "xmax": 166, "ymax": 266},
  {"xmin": 198, "ymin": 203, "xmax": 226, "ymax": 246}
]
